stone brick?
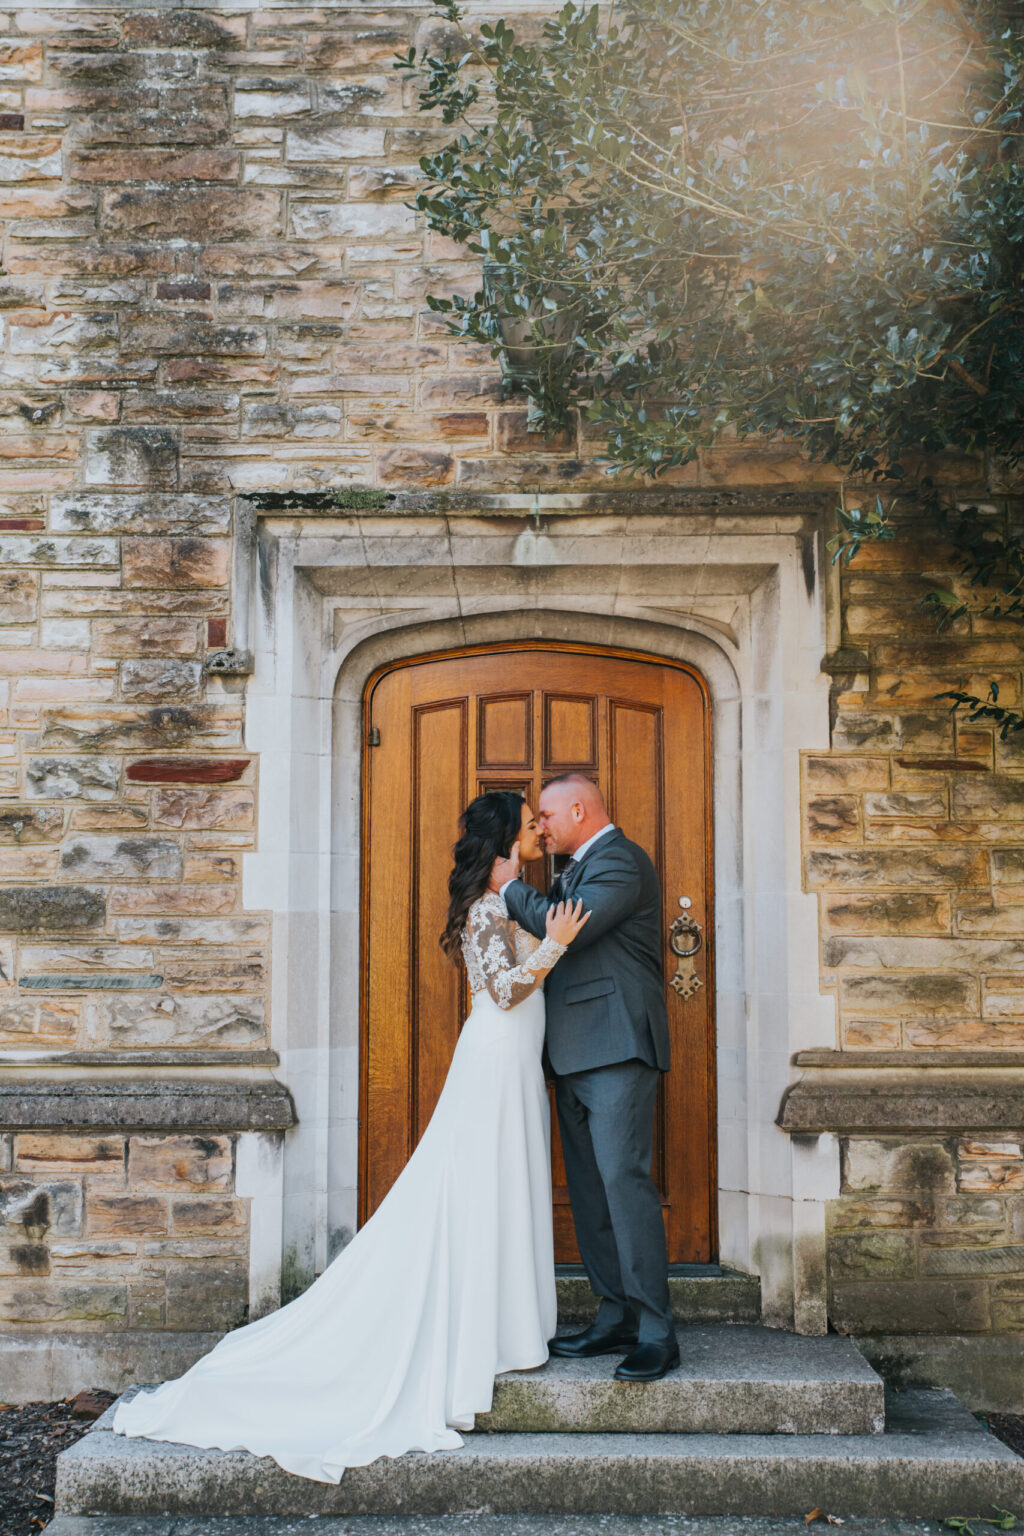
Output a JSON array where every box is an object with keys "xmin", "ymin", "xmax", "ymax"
[
  {"xmin": 289, "ymin": 201, "xmax": 417, "ymax": 240},
  {"xmin": 60, "ymin": 836, "xmax": 183, "ymax": 881},
  {"xmin": 828, "ymin": 1230, "xmax": 916, "ymax": 1278},
  {"xmin": 52, "ymin": 493, "xmax": 230, "ymax": 536},
  {"xmin": 982, "ymin": 976, "xmax": 1024, "ymax": 1020},
  {"xmin": 129, "ymin": 1135, "xmax": 232, "ymax": 1193},
  {"xmin": 842, "ymin": 1139, "xmax": 957, "ymax": 1195},
  {"xmin": 87, "ymin": 1194, "xmax": 166, "ymax": 1235},
  {"xmin": 822, "ymin": 892, "xmax": 950, "ymax": 935},
  {"xmin": 84, "ymin": 992, "xmax": 265, "ymax": 1048},
  {"xmin": 906, "ymin": 1019, "xmax": 1024, "ymax": 1049},
  {"xmin": 0, "ymin": 806, "xmax": 65, "ymax": 844},
  {"xmin": 164, "ymin": 1262, "xmax": 248, "ymax": 1330},
  {"xmin": 0, "ymin": 534, "xmax": 118, "ymax": 568},
  {"xmin": 806, "ymin": 795, "xmax": 859, "ymax": 842},
  {"xmin": 955, "ymin": 776, "xmax": 1024, "ymax": 820},
  {"xmin": 838, "ymin": 974, "xmax": 977, "ymax": 1017},
  {"xmin": 170, "ymin": 1196, "xmax": 246, "ymax": 1233},
  {"xmin": 959, "ymin": 1162, "xmax": 1024, "ymax": 1193},
  {"xmin": 806, "ymin": 848, "xmax": 987, "ymax": 889},
  {"xmin": 377, "ymin": 447, "xmax": 454, "ymax": 487},
  {"xmin": 0, "ymin": 134, "xmax": 59, "ymax": 181},
  {"xmin": 0, "ymin": 571, "xmax": 38, "ymax": 623},
  {"xmin": 103, "ymin": 188, "xmax": 281, "ymax": 243},
  {"xmin": 0, "ymin": 885, "xmax": 104, "ymax": 932},
  {"xmin": 285, "ymin": 127, "xmax": 387, "ymax": 161},
  {"xmin": 14, "ymin": 1134, "xmax": 123, "ymax": 1175},
  {"xmin": 841, "ymin": 1018, "xmax": 902, "ymax": 1049},
  {"xmin": 39, "ymin": 705, "xmax": 240, "ymax": 753},
  {"xmin": 0, "ymin": 1281, "xmax": 126, "ymax": 1324},
  {"xmin": 0, "ymin": 847, "xmax": 59, "ymax": 879},
  {"xmin": 26, "ymin": 757, "xmax": 119, "ymax": 801},
  {"xmin": 120, "ymin": 659, "xmax": 203, "ymax": 702},
  {"xmin": 233, "ymin": 85, "xmax": 311, "ymax": 120},
  {"xmin": 151, "ymin": 787, "xmax": 254, "ymax": 830},
  {"xmin": 0, "ymin": 1177, "xmax": 83, "ymax": 1236},
  {"xmin": 121, "ymin": 12, "xmax": 246, "ymax": 48},
  {"xmin": 831, "ymin": 1198, "xmax": 933, "ymax": 1229},
  {"xmin": 71, "ymin": 148, "xmax": 241, "ymax": 183},
  {"xmin": 123, "ymin": 538, "xmax": 229, "ymax": 590},
  {"xmin": 85, "ymin": 428, "xmax": 178, "ymax": 489},
  {"xmin": 829, "ymin": 1279, "xmax": 991, "ymax": 1333},
  {"xmin": 93, "ymin": 619, "xmax": 199, "ymax": 658}
]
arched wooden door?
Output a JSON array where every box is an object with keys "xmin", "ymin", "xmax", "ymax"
[{"xmin": 361, "ymin": 643, "xmax": 716, "ymax": 1264}]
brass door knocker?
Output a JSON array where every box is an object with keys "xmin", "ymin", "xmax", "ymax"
[{"xmin": 668, "ymin": 896, "xmax": 703, "ymax": 999}]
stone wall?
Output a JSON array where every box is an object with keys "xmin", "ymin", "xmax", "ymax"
[
  {"xmin": 0, "ymin": 1130, "xmax": 249, "ymax": 1332},
  {"xmin": 0, "ymin": 2, "xmax": 1021, "ymax": 1403}
]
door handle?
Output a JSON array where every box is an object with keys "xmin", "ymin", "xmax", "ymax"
[{"xmin": 668, "ymin": 896, "xmax": 703, "ymax": 999}]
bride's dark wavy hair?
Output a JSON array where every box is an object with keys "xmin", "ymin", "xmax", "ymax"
[{"xmin": 440, "ymin": 790, "xmax": 524, "ymax": 960}]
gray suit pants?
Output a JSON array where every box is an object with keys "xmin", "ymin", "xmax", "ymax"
[{"xmin": 555, "ymin": 1058, "xmax": 673, "ymax": 1344}]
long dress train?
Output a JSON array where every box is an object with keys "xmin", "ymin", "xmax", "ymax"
[{"xmin": 112, "ymin": 892, "xmax": 564, "ymax": 1483}]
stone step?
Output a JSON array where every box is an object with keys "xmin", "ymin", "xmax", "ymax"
[
  {"xmin": 480, "ymin": 1326, "xmax": 884, "ymax": 1434},
  {"xmin": 43, "ymin": 1516, "xmax": 955, "ymax": 1536},
  {"xmin": 57, "ymin": 1390, "xmax": 1024, "ymax": 1519},
  {"xmin": 555, "ymin": 1267, "xmax": 761, "ymax": 1325}
]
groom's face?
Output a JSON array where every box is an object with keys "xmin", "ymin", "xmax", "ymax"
[{"xmin": 537, "ymin": 784, "xmax": 584, "ymax": 855}]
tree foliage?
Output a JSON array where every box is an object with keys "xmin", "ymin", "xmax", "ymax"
[{"xmin": 398, "ymin": 0, "xmax": 1024, "ymax": 483}]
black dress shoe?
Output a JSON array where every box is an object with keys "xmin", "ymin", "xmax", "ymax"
[
  {"xmin": 613, "ymin": 1337, "xmax": 681, "ymax": 1380},
  {"xmin": 547, "ymin": 1322, "xmax": 639, "ymax": 1358}
]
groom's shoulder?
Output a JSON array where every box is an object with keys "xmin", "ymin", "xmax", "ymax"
[{"xmin": 594, "ymin": 829, "xmax": 655, "ymax": 877}]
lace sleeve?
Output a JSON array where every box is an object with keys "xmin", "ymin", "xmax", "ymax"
[{"xmin": 467, "ymin": 898, "xmax": 567, "ymax": 1010}]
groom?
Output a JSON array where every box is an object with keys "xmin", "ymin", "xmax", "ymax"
[{"xmin": 502, "ymin": 773, "xmax": 678, "ymax": 1381}]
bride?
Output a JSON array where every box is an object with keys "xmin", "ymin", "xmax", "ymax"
[{"xmin": 112, "ymin": 789, "xmax": 589, "ymax": 1483}]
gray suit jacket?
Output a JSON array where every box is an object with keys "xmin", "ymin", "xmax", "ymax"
[{"xmin": 503, "ymin": 829, "xmax": 670, "ymax": 1077}]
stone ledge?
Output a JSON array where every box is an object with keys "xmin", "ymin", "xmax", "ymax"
[
  {"xmin": 0, "ymin": 1079, "xmax": 296, "ymax": 1133},
  {"xmin": 0, "ymin": 1050, "xmax": 280, "ymax": 1068},
  {"xmin": 243, "ymin": 487, "xmax": 832, "ymax": 518},
  {"xmin": 778, "ymin": 1076, "xmax": 1024, "ymax": 1134},
  {"xmin": 794, "ymin": 1050, "xmax": 1024, "ymax": 1069}
]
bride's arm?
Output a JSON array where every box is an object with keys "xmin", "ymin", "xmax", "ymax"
[{"xmin": 468, "ymin": 905, "xmax": 567, "ymax": 1010}]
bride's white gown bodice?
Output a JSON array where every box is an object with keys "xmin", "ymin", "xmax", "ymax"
[{"xmin": 112, "ymin": 892, "xmax": 563, "ymax": 1483}]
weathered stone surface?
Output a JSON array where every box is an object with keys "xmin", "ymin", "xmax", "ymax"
[
  {"xmin": 103, "ymin": 188, "xmax": 280, "ymax": 242},
  {"xmin": 0, "ymin": 886, "xmax": 105, "ymax": 933},
  {"xmin": 151, "ymin": 787, "xmax": 254, "ymax": 830},
  {"xmin": 85, "ymin": 429, "xmax": 178, "ymax": 489},
  {"xmin": 14, "ymin": 1134, "xmax": 124, "ymax": 1174},
  {"xmin": 82, "ymin": 993, "xmax": 265, "ymax": 1049},
  {"xmin": 122, "ymin": 538, "xmax": 229, "ymax": 589},
  {"xmin": 51, "ymin": 493, "xmax": 229, "ymax": 536},
  {"xmin": 0, "ymin": 1079, "xmax": 293, "ymax": 1132},
  {"xmin": 0, "ymin": 1177, "xmax": 83, "ymax": 1236},
  {"xmin": 27, "ymin": 757, "xmax": 119, "ymax": 801},
  {"xmin": 129, "ymin": 1135, "xmax": 232, "ymax": 1193},
  {"xmin": 61, "ymin": 838, "xmax": 182, "ymax": 881},
  {"xmin": 39, "ymin": 706, "xmax": 240, "ymax": 753},
  {"xmin": 0, "ymin": 806, "xmax": 65, "ymax": 844},
  {"xmin": 120, "ymin": 660, "xmax": 203, "ymax": 702},
  {"xmin": 783, "ymin": 1082, "xmax": 1024, "ymax": 1135}
]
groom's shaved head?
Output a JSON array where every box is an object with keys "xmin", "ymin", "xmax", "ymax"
[{"xmin": 537, "ymin": 773, "xmax": 611, "ymax": 856}]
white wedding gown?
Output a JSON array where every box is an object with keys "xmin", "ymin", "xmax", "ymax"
[{"xmin": 113, "ymin": 892, "xmax": 564, "ymax": 1483}]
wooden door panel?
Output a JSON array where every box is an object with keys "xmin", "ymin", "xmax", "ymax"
[{"xmin": 363, "ymin": 644, "xmax": 716, "ymax": 1264}]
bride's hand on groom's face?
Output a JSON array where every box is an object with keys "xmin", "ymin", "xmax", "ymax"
[{"xmin": 489, "ymin": 841, "xmax": 521, "ymax": 890}]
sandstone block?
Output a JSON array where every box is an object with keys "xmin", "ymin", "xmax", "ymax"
[
  {"xmin": 806, "ymin": 848, "xmax": 987, "ymax": 889},
  {"xmin": 40, "ymin": 705, "xmax": 240, "ymax": 754},
  {"xmin": 110, "ymin": 916, "xmax": 267, "ymax": 945},
  {"xmin": 830, "ymin": 1197, "xmax": 933, "ymax": 1230},
  {"xmin": 121, "ymin": 11, "xmax": 246, "ymax": 47},
  {"xmin": 1, "ymin": 571, "xmax": 38, "ymax": 622},
  {"xmin": 103, "ymin": 188, "xmax": 280, "ymax": 242},
  {"xmin": 162, "ymin": 958, "xmax": 264, "ymax": 993},
  {"xmin": 83, "ymin": 992, "xmax": 265, "ymax": 1048},
  {"xmin": 26, "ymin": 757, "xmax": 119, "ymax": 801},
  {"xmin": 14, "ymin": 1134, "xmax": 124, "ymax": 1175},
  {"xmin": 955, "ymin": 776, "xmax": 1024, "ymax": 819},
  {"xmin": 842, "ymin": 1018, "xmax": 902, "ymax": 1048},
  {"xmin": 85, "ymin": 428, "xmax": 178, "ymax": 489},
  {"xmin": 120, "ymin": 659, "xmax": 203, "ymax": 702},
  {"xmin": 806, "ymin": 795, "xmax": 859, "ymax": 842},
  {"xmin": 377, "ymin": 447, "xmax": 454, "ymax": 487},
  {"xmin": 170, "ymin": 1196, "xmax": 246, "ymax": 1233},
  {"xmin": 0, "ymin": 996, "xmax": 78, "ymax": 1040},
  {"xmin": 164, "ymin": 1262, "xmax": 248, "ymax": 1330},
  {"xmin": 828, "ymin": 1230, "xmax": 916, "ymax": 1278},
  {"xmin": 184, "ymin": 852, "xmax": 239, "ymax": 883},
  {"xmin": 87, "ymin": 1194, "xmax": 167, "ymax": 1236},
  {"xmin": 983, "ymin": 977, "xmax": 1024, "ymax": 1020},
  {"xmin": 0, "ymin": 41, "xmax": 42, "ymax": 82},
  {"xmin": 151, "ymin": 787, "xmax": 254, "ymax": 830},
  {"xmin": 129, "ymin": 1135, "xmax": 232, "ymax": 1192},
  {"xmin": 289, "ymin": 201, "xmax": 415, "ymax": 240},
  {"xmin": 241, "ymin": 400, "xmax": 341, "ymax": 438},
  {"xmin": 0, "ymin": 885, "xmax": 104, "ymax": 932},
  {"xmin": 960, "ymin": 1140, "xmax": 1022, "ymax": 1160},
  {"xmin": 306, "ymin": 23, "xmax": 410, "ymax": 69},
  {"xmin": 348, "ymin": 164, "xmax": 422, "ymax": 200},
  {"xmin": 839, "ymin": 972, "xmax": 977, "ymax": 1016},
  {"xmin": 906, "ymin": 1019, "xmax": 1024, "ymax": 1049},
  {"xmin": 823, "ymin": 892, "xmax": 950, "ymax": 935},
  {"xmin": 0, "ymin": 1177, "xmax": 83, "ymax": 1236},
  {"xmin": 0, "ymin": 134, "xmax": 58, "ymax": 182},
  {"xmin": 61, "ymin": 837, "xmax": 183, "ymax": 881},
  {"xmin": 865, "ymin": 792, "xmax": 948, "ymax": 818},
  {"xmin": 0, "ymin": 806, "xmax": 65, "ymax": 844},
  {"xmin": 72, "ymin": 148, "xmax": 240, "ymax": 183},
  {"xmin": 123, "ymin": 538, "xmax": 229, "ymax": 590},
  {"xmin": 829, "ymin": 1278, "xmax": 990, "ymax": 1333},
  {"xmin": 286, "ymin": 127, "xmax": 387, "ymax": 161},
  {"xmin": 52, "ymin": 492, "xmax": 230, "ymax": 536},
  {"xmin": 0, "ymin": 1281, "xmax": 126, "ymax": 1324},
  {"xmin": 108, "ymin": 883, "xmax": 235, "ymax": 916},
  {"xmin": 0, "ymin": 847, "xmax": 60, "ymax": 879},
  {"xmin": 842, "ymin": 1139, "xmax": 956, "ymax": 1195},
  {"xmin": 234, "ymin": 85, "xmax": 311, "ymax": 120},
  {"xmin": 93, "ymin": 619, "xmax": 199, "ymax": 658},
  {"xmin": 0, "ymin": 1137, "xmax": 10, "ymax": 1173},
  {"xmin": 960, "ymin": 1162, "xmax": 1024, "ymax": 1193},
  {"xmin": 0, "ymin": 534, "xmax": 118, "ymax": 568},
  {"xmin": 831, "ymin": 713, "xmax": 897, "ymax": 751},
  {"xmin": 123, "ymin": 317, "xmax": 266, "ymax": 358}
]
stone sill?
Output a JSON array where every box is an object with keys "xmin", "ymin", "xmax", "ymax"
[
  {"xmin": 243, "ymin": 486, "xmax": 835, "ymax": 518},
  {"xmin": 0, "ymin": 1050, "xmax": 280, "ymax": 1069},
  {"xmin": 794, "ymin": 1050, "xmax": 1024, "ymax": 1070},
  {"xmin": 779, "ymin": 1076, "xmax": 1024, "ymax": 1135},
  {"xmin": 0, "ymin": 1078, "xmax": 296, "ymax": 1133}
]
